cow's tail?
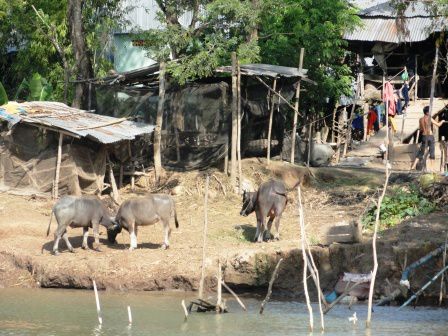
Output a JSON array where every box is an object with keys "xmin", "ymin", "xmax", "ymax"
[
  {"xmin": 172, "ymin": 198, "xmax": 179, "ymax": 228},
  {"xmin": 46, "ymin": 209, "xmax": 54, "ymax": 237}
]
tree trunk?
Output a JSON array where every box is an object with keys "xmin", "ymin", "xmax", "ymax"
[
  {"xmin": 67, "ymin": 0, "xmax": 95, "ymax": 109},
  {"xmin": 230, "ymin": 53, "xmax": 238, "ymax": 190},
  {"xmin": 154, "ymin": 61, "xmax": 166, "ymax": 183}
]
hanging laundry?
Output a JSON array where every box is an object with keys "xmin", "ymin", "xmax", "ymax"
[{"xmin": 383, "ymin": 82, "xmax": 396, "ymax": 116}]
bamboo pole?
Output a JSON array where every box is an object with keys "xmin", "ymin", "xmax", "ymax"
[
  {"xmin": 259, "ymin": 258, "xmax": 283, "ymax": 314},
  {"xmin": 127, "ymin": 306, "xmax": 132, "ymax": 325},
  {"xmin": 305, "ymin": 243, "xmax": 325, "ymax": 330},
  {"xmin": 399, "ymin": 265, "xmax": 448, "ymax": 309},
  {"xmin": 221, "ymin": 85, "xmax": 229, "ymax": 174},
  {"xmin": 307, "ymin": 121, "xmax": 312, "ymax": 166},
  {"xmin": 230, "ymin": 53, "xmax": 238, "ymax": 190},
  {"xmin": 181, "ymin": 300, "xmax": 189, "ymax": 321},
  {"xmin": 198, "ymin": 175, "xmax": 210, "ymax": 299},
  {"xmin": 267, "ymin": 78, "xmax": 277, "ymax": 165},
  {"xmin": 298, "ymin": 186, "xmax": 313, "ymax": 331},
  {"xmin": 92, "ymin": 280, "xmax": 102, "ymax": 325},
  {"xmin": 216, "ymin": 259, "xmax": 223, "ymax": 312},
  {"xmin": 331, "ymin": 106, "xmax": 337, "ymax": 143},
  {"xmin": 154, "ymin": 61, "xmax": 166, "ymax": 183},
  {"xmin": 221, "ymin": 281, "xmax": 247, "ymax": 311},
  {"xmin": 237, "ymin": 60, "xmax": 243, "ymax": 193},
  {"xmin": 255, "ymin": 76, "xmax": 298, "ymax": 113},
  {"xmin": 291, "ymin": 48, "xmax": 305, "ymax": 163},
  {"xmin": 366, "ymin": 113, "xmax": 390, "ymax": 327},
  {"xmin": 414, "ymin": 55, "xmax": 418, "ymax": 102},
  {"xmin": 53, "ymin": 133, "xmax": 63, "ymax": 199}
]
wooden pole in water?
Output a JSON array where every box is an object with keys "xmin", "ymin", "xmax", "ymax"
[
  {"xmin": 127, "ymin": 305, "xmax": 132, "ymax": 325},
  {"xmin": 305, "ymin": 242, "xmax": 325, "ymax": 330},
  {"xmin": 259, "ymin": 258, "xmax": 283, "ymax": 314},
  {"xmin": 216, "ymin": 259, "xmax": 223, "ymax": 312},
  {"xmin": 181, "ymin": 299, "xmax": 189, "ymax": 321},
  {"xmin": 297, "ymin": 186, "xmax": 313, "ymax": 331},
  {"xmin": 92, "ymin": 280, "xmax": 102, "ymax": 325},
  {"xmin": 291, "ymin": 48, "xmax": 305, "ymax": 163},
  {"xmin": 53, "ymin": 133, "xmax": 63, "ymax": 199},
  {"xmin": 366, "ymin": 133, "xmax": 390, "ymax": 327},
  {"xmin": 267, "ymin": 78, "xmax": 277, "ymax": 165},
  {"xmin": 221, "ymin": 280, "xmax": 247, "ymax": 311},
  {"xmin": 198, "ymin": 175, "xmax": 210, "ymax": 299}
]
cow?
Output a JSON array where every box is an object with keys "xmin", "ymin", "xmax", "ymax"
[
  {"xmin": 108, "ymin": 194, "xmax": 179, "ymax": 251},
  {"xmin": 240, "ymin": 179, "xmax": 287, "ymax": 243},
  {"xmin": 46, "ymin": 196, "xmax": 117, "ymax": 255}
]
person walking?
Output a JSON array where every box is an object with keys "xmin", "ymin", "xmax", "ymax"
[{"xmin": 411, "ymin": 106, "xmax": 446, "ymax": 172}]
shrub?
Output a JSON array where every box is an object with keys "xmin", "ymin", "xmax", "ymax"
[{"xmin": 362, "ymin": 185, "xmax": 436, "ymax": 229}]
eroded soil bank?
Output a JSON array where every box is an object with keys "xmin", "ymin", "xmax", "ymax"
[{"xmin": 0, "ymin": 160, "xmax": 446, "ymax": 305}]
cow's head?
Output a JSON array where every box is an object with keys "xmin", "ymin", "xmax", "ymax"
[
  {"xmin": 106, "ymin": 220, "xmax": 122, "ymax": 244},
  {"xmin": 240, "ymin": 190, "xmax": 257, "ymax": 216}
]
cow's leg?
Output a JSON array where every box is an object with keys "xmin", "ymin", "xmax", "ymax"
[
  {"xmin": 254, "ymin": 214, "xmax": 261, "ymax": 242},
  {"xmin": 128, "ymin": 221, "xmax": 137, "ymax": 251},
  {"xmin": 162, "ymin": 219, "xmax": 171, "ymax": 250},
  {"xmin": 265, "ymin": 215, "xmax": 275, "ymax": 240},
  {"xmin": 81, "ymin": 227, "xmax": 89, "ymax": 249},
  {"xmin": 62, "ymin": 230, "xmax": 74, "ymax": 253},
  {"xmin": 52, "ymin": 224, "xmax": 66, "ymax": 255},
  {"xmin": 274, "ymin": 215, "xmax": 282, "ymax": 240},
  {"xmin": 257, "ymin": 217, "xmax": 265, "ymax": 243},
  {"xmin": 92, "ymin": 221, "xmax": 101, "ymax": 252}
]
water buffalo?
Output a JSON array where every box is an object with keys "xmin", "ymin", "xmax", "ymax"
[
  {"xmin": 109, "ymin": 194, "xmax": 179, "ymax": 250},
  {"xmin": 240, "ymin": 179, "xmax": 287, "ymax": 242},
  {"xmin": 46, "ymin": 196, "xmax": 117, "ymax": 255}
]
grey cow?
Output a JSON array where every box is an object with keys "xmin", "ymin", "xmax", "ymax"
[
  {"xmin": 108, "ymin": 194, "xmax": 179, "ymax": 250},
  {"xmin": 46, "ymin": 196, "xmax": 117, "ymax": 255},
  {"xmin": 240, "ymin": 179, "xmax": 288, "ymax": 242}
]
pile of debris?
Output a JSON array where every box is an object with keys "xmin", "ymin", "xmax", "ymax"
[{"xmin": 419, "ymin": 175, "xmax": 448, "ymax": 208}]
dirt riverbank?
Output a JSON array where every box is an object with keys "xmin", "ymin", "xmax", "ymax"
[{"xmin": 0, "ymin": 159, "xmax": 446, "ymax": 304}]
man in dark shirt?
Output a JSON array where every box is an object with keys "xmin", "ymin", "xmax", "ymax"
[{"xmin": 411, "ymin": 106, "xmax": 446, "ymax": 172}]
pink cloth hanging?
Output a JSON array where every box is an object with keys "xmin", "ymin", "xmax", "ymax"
[{"xmin": 383, "ymin": 82, "xmax": 396, "ymax": 116}]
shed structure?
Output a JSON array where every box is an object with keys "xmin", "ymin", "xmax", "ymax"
[{"xmin": 0, "ymin": 101, "xmax": 154, "ymax": 196}]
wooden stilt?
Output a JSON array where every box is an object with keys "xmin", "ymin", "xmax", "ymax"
[
  {"xmin": 291, "ymin": 48, "xmax": 305, "ymax": 163},
  {"xmin": 198, "ymin": 175, "xmax": 209, "ymax": 300},
  {"xmin": 119, "ymin": 164, "xmax": 123, "ymax": 189},
  {"xmin": 267, "ymin": 78, "xmax": 277, "ymax": 165},
  {"xmin": 237, "ymin": 60, "xmax": 243, "ymax": 193},
  {"xmin": 107, "ymin": 154, "xmax": 120, "ymax": 204},
  {"xmin": 181, "ymin": 300, "xmax": 189, "ymax": 321},
  {"xmin": 230, "ymin": 53, "xmax": 238, "ymax": 190},
  {"xmin": 53, "ymin": 133, "xmax": 63, "ymax": 199}
]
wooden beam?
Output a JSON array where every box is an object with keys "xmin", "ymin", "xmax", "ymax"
[
  {"xmin": 255, "ymin": 76, "xmax": 300, "ymax": 116},
  {"xmin": 53, "ymin": 133, "xmax": 63, "ymax": 199},
  {"xmin": 76, "ymin": 117, "xmax": 127, "ymax": 131},
  {"xmin": 291, "ymin": 48, "xmax": 305, "ymax": 163},
  {"xmin": 267, "ymin": 78, "xmax": 277, "ymax": 165}
]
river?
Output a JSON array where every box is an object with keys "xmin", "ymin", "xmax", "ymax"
[{"xmin": 0, "ymin": 288, "xmax": 446, "ymax": 335}]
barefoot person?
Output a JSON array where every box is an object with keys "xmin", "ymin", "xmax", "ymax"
[{"xmin": 411, "ymin": 106, "xmax": 446, "ymax": 172}]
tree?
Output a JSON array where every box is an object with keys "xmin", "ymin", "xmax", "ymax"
[
  {"xmin": 258, "ymin": 0, "xmax": 360, "ymax": 123},
  {"xmin": 0, "ymin": 0, "xmax": 126, "ymax": 107}
]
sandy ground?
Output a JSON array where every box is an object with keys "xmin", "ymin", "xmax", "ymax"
[{"xmin": 0, "ymin": 159, "xmax": 446, "ymax": 298}]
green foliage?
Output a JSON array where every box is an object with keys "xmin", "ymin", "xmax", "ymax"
[
  {"xmin": 0, "ymin": 82, "xmax": 8, "ymax": 105},
  {"xmin": 0, "ymin": 0, "xmax": 125, "ymax": 102},
  {"xmin": 141, "ymin": 0, "xmax": 262, "ymax": 84},
  {"xmin": 258, "ymin": 0, "xmax": 361, "ymax": 119},
  {"xmin": 363, "ymin": 185, "xmax": 436, "ymax": 229}
]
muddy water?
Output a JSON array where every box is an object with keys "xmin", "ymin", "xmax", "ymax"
[{"xmin": 0, "ymin": 288, "xmax": 447, "ymax": 335}]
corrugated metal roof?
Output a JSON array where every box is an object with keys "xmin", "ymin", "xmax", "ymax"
[
  {"xmin": 359, "ymin": 1, "xmax": 435, "ymax": 18},
  {"xmin": 350, "ymin": 0, "xmax": 388, "ymax": 11},
  {"xmin": 0, "ymin": 102, "xmax": 154, "ymax": 144},
  {"xmin": 216, "ymin": 63, "xmax": 315, "ymax": 83},
  {"xmin": 344, "ymin": 17, "xmax": 446, "ymax": 43}
]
